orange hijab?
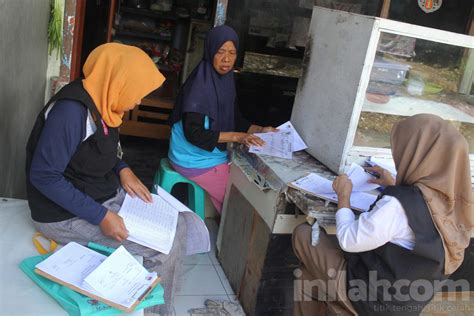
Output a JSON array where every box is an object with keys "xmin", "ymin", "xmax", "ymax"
[
  {"xmin": 82, "ymin": 43, "xmax": 165, "ymax": 127},
  {"xmin": 391, "ymin": 114, "xmax": 473, "ymax": 274}
]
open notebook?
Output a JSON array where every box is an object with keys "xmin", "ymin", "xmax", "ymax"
[
  {"xmin": 34, "ymin": 242, "xmax": 160, "ymax": 313},
  {"xmin": 119, "ymin": 186, "xmax": 211, "ymax": 255}
]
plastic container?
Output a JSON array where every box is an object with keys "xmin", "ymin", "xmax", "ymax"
[{"xmin": 369, "ymin": 58, "xmax": 410, "ymax": 85}]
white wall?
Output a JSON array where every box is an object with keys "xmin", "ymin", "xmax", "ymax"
[{"xmin": 0, "ymin": 0, "xmax": 50, "ymax": 198}]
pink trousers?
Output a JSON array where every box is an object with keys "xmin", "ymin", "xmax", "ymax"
[{"xmin": 187, "ymin": 163, "xmax": 230, "ymax": 214}]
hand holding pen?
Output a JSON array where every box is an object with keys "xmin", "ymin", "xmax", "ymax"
[{"xmin": 365, "ymin": 166, "xmax": 395, "ymax": 187}]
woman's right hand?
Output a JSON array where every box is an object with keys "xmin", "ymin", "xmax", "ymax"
[
  {"xmin": 366, "ymin": 166, "xmax": 395, "ymax": 187},
  {"xmin": 235, "ymin": 132, "xmax": 265, "ymax": 147},
  {"xmin": 99, "ymin": 210, "xmax": 128, "ymax": 242}
]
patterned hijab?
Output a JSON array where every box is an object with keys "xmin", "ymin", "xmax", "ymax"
[
  {"xmin": 391, "ymin": 114, "xmax": 473, "ymax": 274},
  {"xmin": 82, "ymin": 43, "xmax": 165, "ymax": 127}
]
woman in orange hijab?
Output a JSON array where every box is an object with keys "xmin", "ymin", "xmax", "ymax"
[{"xmin": 26, "ymin": 43, "xmax": 182, "ymax": 314}]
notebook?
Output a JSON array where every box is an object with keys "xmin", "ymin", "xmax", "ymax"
[{"xmin": 118, "ymin": 192, "xmax": 180, "ymax": 255}]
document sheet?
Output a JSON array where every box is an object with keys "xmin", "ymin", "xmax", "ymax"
[
  {"xmin": 345, "ymin": 163, "xmax": 380, "ymax": 192},
  {"xmin": 35, "ymin": 242, "xmax": 156, "ymax": 309},
  {"xmin": 121, "ymin": 187, "xmax": 211, "ymax": 256},
  {"xmin": 277, "ymin": 121, "xmax": 308, "ymax": 152},
  {"xmin": 84, "ymin": 245, "xmax": 157, "ymax": 308},
  {"xmin": 119, "ymin": 193, "xmax": 179, "ymax": 255},
  {"xmin": 290, "ymin": 165, "xmax": 379, "ymax": 211},
  {"xmin": 249, "ymin": 130, "xmax": 292, "ymax": 159},
  {"xmin": 35, "ymin": 242, "xmax": 106, "ymax": 295}
]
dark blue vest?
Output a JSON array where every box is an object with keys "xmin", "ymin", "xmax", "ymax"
[{"xmin": 26, "ymin": 80, "xmax": 120, "ymax": 223}]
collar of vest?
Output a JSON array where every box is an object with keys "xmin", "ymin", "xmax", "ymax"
[{"xmin": 48, "ymin": 79, "xmax": 103, "ymax": 128}]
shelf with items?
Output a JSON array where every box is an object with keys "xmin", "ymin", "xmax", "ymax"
[
  {"xmin": 106, "ymin": 0, "xmax": 215, "ymax": 139},
  {"xmin": 120, "ymin": 6, "xmax": 177, "ymax": 20},
  {"xmin": 114, "ymin": 29, "xmax": 172, "ymax": 42}
]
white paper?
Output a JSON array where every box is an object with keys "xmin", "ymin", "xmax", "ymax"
[
  {"xmin": 119, "ymin": 194, "xmax": 179, "ymax": 255},
  {"xmin": 290, "ymin": 172, "xmax": 378, "ymax": 211},
  {"xmin": 346, "ymin": 163, "xmax": 380, "ymax": 192},
  {"xmin": 277, "ymin": 121, "xmax": 308, "ymax": 152},
  {"xmin": 153, "ymin": 186, "xmax": 211, "ymax": 255},
  {"xmin": 292, "ymin": 173, "xmax": 334, "ymax": 194},
  {"xmin": 367, "ymin": 157, "xmax": 397, "ymax": 177},
  {"xmin": 35, "ymin": 242, "xmax": 106, "ymax": 293},
  {"xmin": 121, "ymin": 188, "xmax": 211, "ymax": 256},
  {"xmin": 84, "ymin": 246, "xmax": 157, "ymax": 309},
  {"xmin": 249, "ymin": 130, "xmax": 292, "ymax": 159}
]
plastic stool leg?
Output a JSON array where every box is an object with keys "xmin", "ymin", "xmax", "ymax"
[
  {"xmin": 151, "ymin": 171, "xmax": 161, "ymax": 194},
  {"xmin": 188, "ymin": 184, "xmax": 206, "ymax": 220}
]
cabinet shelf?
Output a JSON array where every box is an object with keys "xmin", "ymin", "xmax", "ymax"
[
  {"xmin": 114, "ymin": 29, "xmax": 171, "ymax": 42},
  {"xmin": 120, "ymin": 7, "xmax": 177, "ymax": 20}
]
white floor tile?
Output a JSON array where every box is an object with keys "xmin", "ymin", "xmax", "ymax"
[
  {"xmin": 183, "ymin": 253, "xmax": 212, "ymax": 265},
  {"xmin": 214, "ymin": 264, "xmax": 235, "ymax": 295},
  {"xmin": 173, "ymin": 295, "xmax": 229, "ymax": 316},
  {"xmin": 176, "ymin": 265, "xmax": 226, "ymax": 296}
]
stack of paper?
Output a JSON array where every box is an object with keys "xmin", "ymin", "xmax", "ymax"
[
  {"xmin": 35, "ymin": 242, "xmax": 158, "ymax": 312},
  {"xmin": 289, "ymin": 164, "xmax": 380, "ymax": 211}
]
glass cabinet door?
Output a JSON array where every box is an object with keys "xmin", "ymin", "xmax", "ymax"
[{"xmin": 354, "ymin": 32, "xmax": 474, "ymax": 153}]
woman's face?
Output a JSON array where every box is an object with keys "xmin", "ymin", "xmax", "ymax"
[{"xmin": 213, "ymin": 41, "xmax": 237, "ymax": 75}]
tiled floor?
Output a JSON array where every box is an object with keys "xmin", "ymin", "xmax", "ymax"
[{"xmin": 173, "ymin": 218, "xmax": 243, "ymax": 315}]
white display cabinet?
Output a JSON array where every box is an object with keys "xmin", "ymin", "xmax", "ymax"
[{"xmin": 291, "ymin": 7, "xmax": 474, "ymax": 181}]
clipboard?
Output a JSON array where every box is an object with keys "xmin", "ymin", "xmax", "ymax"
[
  {"xmin": 32, "ymin": 242, "xmax": 162, "ymax": 313},
  {"xmin": 34, "ymin": 268, "xmax": 160, "ymax": 313}
]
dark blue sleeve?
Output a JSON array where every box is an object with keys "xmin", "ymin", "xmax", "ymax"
[
  {"xmin": 113, "ymin": 158, "xmax": 128, "ymax": 175},
  {"xmin": 29, "ymin": 100, "xmax": 108, "ymax": 225}
]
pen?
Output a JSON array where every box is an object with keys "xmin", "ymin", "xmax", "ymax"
[
  {"xmin": 87, "ymin": 242, "xmax": 116, "ymax": 255},
  {"xmin": 364, "ymin": 169, "xmax": 380, "ymax": 179}
]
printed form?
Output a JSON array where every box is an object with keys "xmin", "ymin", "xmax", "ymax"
[
  {"xmin": 35, "ymin": 242, "xmax": 106, "ymax": 294},
  {"xmin": 119, "ymin": 186, "xmax": 211, "ymax": 256},
  {"xmin": 120, "ymin": 193, "xmax": 178, "ymax": 255},
  {"xmin": 84, "ymin": 245, "xmax": 157, "ymax": 308},
  {"xmin": 290, "ymin": 164, "xmax": 380, "ymax": 211},
  {"xmin": 35, "ymin": 242, "xmax": 156, "ymax": 309},
  {"xmin": 277, "ymin": 121, "xmax": 308, "ymax": 152},
  {"xmin": 249, "ymin": 130, "xmax": 293, "ymax": 159}
]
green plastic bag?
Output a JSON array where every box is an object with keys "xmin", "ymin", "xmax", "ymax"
[{"xmin": 19, "ymin": 254, "xmax": 164, "ymax": 316}]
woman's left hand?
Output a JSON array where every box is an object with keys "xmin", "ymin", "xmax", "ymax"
[
  {"xmin": 261, "ymin": 126, "xmax": 278, "ymax": 133},
  {"xmin": 332, "ymin": 175, "xmax": 352, "ymax": 209},
  {"xmin": 119, "ymin": 168, "xmax": 153, "ymax": 203}
]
